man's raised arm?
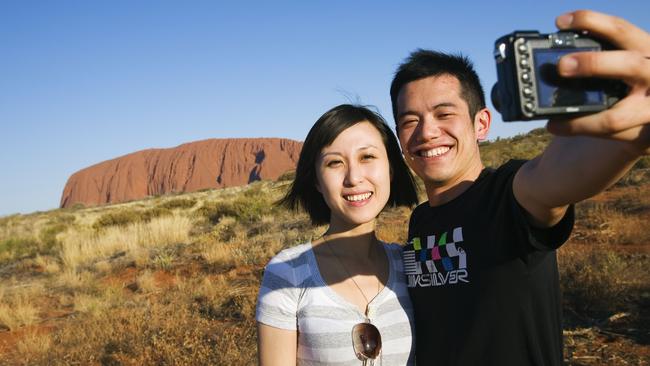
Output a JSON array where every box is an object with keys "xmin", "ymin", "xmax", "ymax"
[{"xmin": 513, "ymin": 10, "xmax": 650, "ymax": 227}]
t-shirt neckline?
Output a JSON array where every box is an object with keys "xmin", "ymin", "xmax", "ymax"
[{"xmin": 306, "ymin": 241, "xmax": 396, "ymax": 321}]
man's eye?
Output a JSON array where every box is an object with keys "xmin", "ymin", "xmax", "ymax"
[
  {"xmin": 438, "ymin": 113, "xmax": 454, "ymax": 119},
  {"xmin": 400, "ymin": 119, "xmax": 417, "ymax": 128}
]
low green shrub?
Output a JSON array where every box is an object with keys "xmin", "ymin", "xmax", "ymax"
[
  {"xmin": 93, "ymin": 210, "xmax": 141, "ymax": 229},
  {"xmin": 93, "ymin": 207, "xmax": 172, "ymax": 230},
  {"xmin": 158, "ymin": 198, "xmax": 197, "ymax": 210},
  {"xmin": 141, "ymin": 207, "xmax": 172, "ymax": 221},
  {"xmin": 559, "ymin": 247, "xmax": 629, "ymax": 317},
  {"xmin": 197, "ymin": 195, "xmax": 273, "ymax": 226},
  {"xmin": 276, "ymin": 170, "xmax": 296, "ymax": 182},
  {"xmin": 39, "ymin": 224, "xmax": 69, "ymax": 254},
  {"xmin": 0, "ymin": 237, "xmax": 40, "ymax": 262}
]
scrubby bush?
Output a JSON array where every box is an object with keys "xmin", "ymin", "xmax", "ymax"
[
  {"xmin": 93, "ymin": 209, "xmax": 141, "ymax": 229},
  {"xmin": 158, "ymin": 198, "xmax": 197, "ymax": 210},
  {"xmin": 276, "ymin": 169, "xmax": 296, "ymax": 182},
  {"xmin": 197, "ymin": 194, "xmax": 274, "ymax": 226},
  {"xmin": 480, "ymin": 128, "xmax": 551, "ymax": 168},
  {"xmin": 558, "ymin": 246, "xmax": 630, "ymax": 317},
  {"xmin": 93, "ymin": 207, "xmax": 172, "ymax": 230},
  {"xmin": 39, "ymin": 223, "xmax": 69, "ymax": 254},
  {"xmin": 141, "ymin": 207, "xmax": 172, "ymax": 221},
  {"xmin": 0, "ymin": 237, "xmax": 40, "ymax": 262}
]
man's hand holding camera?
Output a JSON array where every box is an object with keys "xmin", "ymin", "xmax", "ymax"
[{"xmin": 548, "ymin": 10, "xmax": 650, "ymax": 155}]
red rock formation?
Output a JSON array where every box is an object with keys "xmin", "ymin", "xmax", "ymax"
[{"xmin": 60, "ymin": 138, "xmax": 302, "ymax": 208}]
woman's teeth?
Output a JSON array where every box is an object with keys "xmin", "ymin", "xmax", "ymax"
[{"xmin": 345, "ymin": 192, "xmax": 372, "ymax": 202}]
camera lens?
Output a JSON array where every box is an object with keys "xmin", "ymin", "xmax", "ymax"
[{"xmin": 490, "ymin": 84, "xmax": 502, "ymax": 113}]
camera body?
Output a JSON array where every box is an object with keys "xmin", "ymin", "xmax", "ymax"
[{"xmin": 491, "ymin": 30, "xmax": 626, "ymax": 121}]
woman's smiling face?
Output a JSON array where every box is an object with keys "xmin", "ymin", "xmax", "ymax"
[{"xmin": 315, "ymin": 121, "xmax": 392, "ymax": 230}]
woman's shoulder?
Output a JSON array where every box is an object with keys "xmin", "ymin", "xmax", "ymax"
[
  {"xmin": 381, "ymin": 241, "xmax": 405, "ymax": 253},
  {"xmin": 264, "ymin": 242, "xmax": 313, "ymax": 274},
  {"xmin": 260, "ymin": 242, "xmax": 316, "ymax": 295},
  {"xmin": 268, "ymin": 242, "xmax": 312, "ymax": 262},
  {"xmin": 381, "ymin": 241, "xmax": 407, "ymax": 261}
]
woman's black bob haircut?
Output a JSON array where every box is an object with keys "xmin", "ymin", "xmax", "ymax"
[{"xmin": 279, "ymin": 104, "xmax": 419, "ymax": 225}]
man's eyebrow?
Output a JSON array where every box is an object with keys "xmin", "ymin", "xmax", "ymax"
[
  {"xmin": 397, "ymin": 102, "xmax": 458, "ymax": 120},
  {"xmin": 433, "ymin": 102, "xmax": 457, "ymax": 109}
]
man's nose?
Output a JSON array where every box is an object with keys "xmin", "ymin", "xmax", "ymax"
[{"xmin": 417, "ymin": 117, "xmax": 442, "ymax": 142}]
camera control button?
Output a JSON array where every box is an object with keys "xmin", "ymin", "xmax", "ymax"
[
  {"xmin": 517, "ymin": 44, "xmax": 528, "ymax": 54},
  {"xmin": 524, "ymin": 102, "xmax": 535, "ymax": 112},
  {"xmin": 521, "ymin": 73, "xmax": 531, "ymax": 83},
  {"xmin": 519, "ymin": 58, "xmax": 530, "ymax": 68},
  {"xmin": 523, "ymin": 87, "xmax": 533, "ymax": 96}
]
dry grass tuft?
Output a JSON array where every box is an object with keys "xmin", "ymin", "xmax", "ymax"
[
  {"xmin": 201, "ymin": 241, "xmax": 235, "ymax": 265},
  {"xmin": 136, "ymin": 271, "xmax": 158, "ymax": 293},
  {"xmin": 0, "ymin": 293, "xmax": 40, "ymax": 331},
  {"xmin": 558, "ymin": 244, "xmax": 647, "ymax": 317},
  {"xmin": 73, "ymin": 293, "xmax": 103, "ymax": 315},
  {"xmin": 57, "ymin": 269, "xmax": 93, "ymax": 290},
  {"xmin": 33, "ymin": 254, "xmax": 61, "ymax": 274},
  {"xmin": 59, "ymin": 214, "xmax": 193, "ymax": 270},
  {"xmin": 15, "ymin": 328, "xmax": 52, "ymax": 363}
]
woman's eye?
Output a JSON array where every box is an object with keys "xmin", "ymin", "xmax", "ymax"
[
  {"xmin": 361, "ymin": 154, "xmax": 376, "ymax": 161},
  {"xmin": 326, "ymin": 160, "xmax": 342, "ymax": 167}
]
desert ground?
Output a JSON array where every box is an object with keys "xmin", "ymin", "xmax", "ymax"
[{"xmin": 1, "ymin": 131, "xmax": 649, "ymax": 365}]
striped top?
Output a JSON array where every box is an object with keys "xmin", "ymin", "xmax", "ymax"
[{"xmin": 256, "ymin": 242, "xmax": 415, "ymax": 366}]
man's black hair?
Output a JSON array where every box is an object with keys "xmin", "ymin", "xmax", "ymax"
[{"xmin": 390, "ymin": 50, "xmax": 486, "ymax": 127}]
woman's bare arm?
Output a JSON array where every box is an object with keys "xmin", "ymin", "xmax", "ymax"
[{"xmin": 257, "ymin": 322, "xmax": 297, "ymax": 366}]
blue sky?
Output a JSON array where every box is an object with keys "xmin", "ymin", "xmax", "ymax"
[{"xmin": 1, "ymin": 0, "xmax": 648, "ymax": 216}]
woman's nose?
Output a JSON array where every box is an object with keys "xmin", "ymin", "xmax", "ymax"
[{"xmin": 343, "ymin": 162, "xmax": 364, "ymax": 186}]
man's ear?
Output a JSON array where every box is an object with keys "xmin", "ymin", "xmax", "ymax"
[{"xmin": 474, "ymin": 108, "xmax": 491, "ymax": 141}]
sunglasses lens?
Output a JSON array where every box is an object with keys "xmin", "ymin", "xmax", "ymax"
[{"xmin": 352, "ymin": 323, "xmax": 382, "ymax": 360}]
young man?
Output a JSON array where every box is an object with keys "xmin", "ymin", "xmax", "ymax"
[{"xmin": 391, "ymin": 10, "xmax": 650, "ymax": 365}]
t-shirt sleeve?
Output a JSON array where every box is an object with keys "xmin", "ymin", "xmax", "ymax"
[
  {"xmin": 502, "ymin": 160, "xmax": 575, "ymax": 251},
  {"xmin": 522, "ymin": 202, "xmax": 574, "ymax": 251},
  {"xmin": 255, "ymin": 251, "xmax": 301, "ymax": 330}
]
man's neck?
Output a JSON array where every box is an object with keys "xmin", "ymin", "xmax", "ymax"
[{"xmin": 425, "ymin": 163, "xmax": 484, "ymax": 207}]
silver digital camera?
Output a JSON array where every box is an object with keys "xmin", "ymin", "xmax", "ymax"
[{"xmin": 491, "ymin": 30, "xmax": 627, "ymax": 121}]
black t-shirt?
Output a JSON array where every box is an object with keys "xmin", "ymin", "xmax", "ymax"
[{"xmin": 404, "ymin": 160, "xmax": 574, "ymax": 366}]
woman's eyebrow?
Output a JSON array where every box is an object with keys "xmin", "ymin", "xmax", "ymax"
[{"xmin": 358, "ymin": 144, "xmax": 380, "ymax": 151}]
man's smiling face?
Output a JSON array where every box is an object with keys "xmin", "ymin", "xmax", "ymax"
[{"xmin": 396, "ymin": 74, "xmax": 489, "ymax": 193}]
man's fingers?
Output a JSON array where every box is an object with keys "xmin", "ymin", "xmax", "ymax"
[
  {"xmin": 558, "ymin": 51, "xmax": 650, "ymax": 82},
  {"xmin": 556, "ymin": 10, "xmax": 650, "ymax": 54},
  {"xmin": 547, "ymin": 95, "xmax": 650, "ymax": 136}
]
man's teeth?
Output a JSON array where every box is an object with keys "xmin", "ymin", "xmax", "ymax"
[
  {"xmin": 420, "ymin": 146, "xmax": 450, "ymax": 157},
  {"xmin": 345, "ymin": 192, "xmax": 372, "ymax": 202}
]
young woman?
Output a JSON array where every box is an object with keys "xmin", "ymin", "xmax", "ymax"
[{"xmin": 256, "ymin": 104, "xmax": 419, "ymax": 365}]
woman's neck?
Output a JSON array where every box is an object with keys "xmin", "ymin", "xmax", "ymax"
[{"xmin": 316, "ymin": 220, "xmax": 380, "ymax": 260}]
